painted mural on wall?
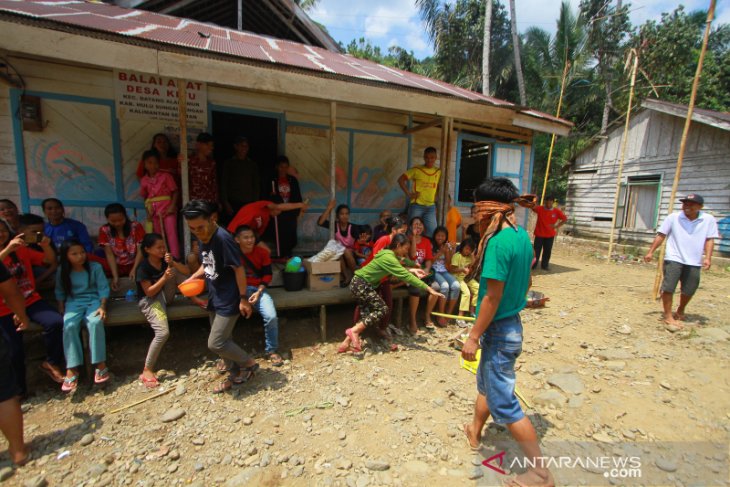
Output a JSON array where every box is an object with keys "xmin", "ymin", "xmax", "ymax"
[
  {"xmin": 23, "ymin": 99, "xmax": 116, "ymax": 202},
  {"xmin": 351, "ymin": 133, "xmax": 407, "ymax": 211}
]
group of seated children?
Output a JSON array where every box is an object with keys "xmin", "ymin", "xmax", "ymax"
[
  {"xmin": 325, "ymin": 203, "xmax": 482, "ymax": 338},
  {"xmin": 0, "ymin": 194, "xmax": 283, "ymax": 396}
]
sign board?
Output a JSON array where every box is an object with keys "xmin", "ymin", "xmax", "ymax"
[{"xmin": 113, "ymin": 70, "xmax": 207, "ymax": 126}]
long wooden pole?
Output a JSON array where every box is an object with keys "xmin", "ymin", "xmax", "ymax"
[
  {"xmin": 177, "ymin": 80, "xmax": 190, "ymax": 258},
  {"xmin": 329, "ymin": 101, "xmax": 337, "ymax": 241},
  {"xmin": 652, "ymin": 0, "xmax": 716, "ymax": 298},
  {"xmin": 606, "ymin": 51, "xmax": 638, "ymax": 260},
  {"xmin": 437, "ymin": 117, "xmax": 449, "ymax": 225},
  {"xmin": 442, "ymin": 118, "xmax": 453, "ymax": 226},
  {"xmin": 540, "ymin": 61, "xmax": 571, "ymax": 205}
]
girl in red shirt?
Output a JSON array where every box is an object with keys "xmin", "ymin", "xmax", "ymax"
[{"xmin": 407, "ymin": 217, "xmax": 433, "ymax": 334}]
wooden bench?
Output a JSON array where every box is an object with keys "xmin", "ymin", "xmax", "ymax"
[{"xmin": 32, "ymin": 281, "xmax": 409, "ymax": 342}]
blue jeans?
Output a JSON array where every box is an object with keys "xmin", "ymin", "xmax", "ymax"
[
  {"xmin": 408, "ymin": 203, "xmax": 437, "ymax": 237},
  {"xmin": 246, "ymin": 286, "xmax": 279, "ymax": 354},
  {"xmin": 476, "ymin": 314, "xmax": 524, "ymax": 425},
  {"xmin": 431, "ymin": 271, "xmax": 460, "ymax": 300}
]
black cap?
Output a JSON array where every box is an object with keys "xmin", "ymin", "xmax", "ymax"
[
  {"xmin": 233, "ymin": 136, "xmax": 249, "ymax": 145},
  {"xmin": 196, "ymin": 132, "xmax": 213, "ymax": 143},
  {"xmin": 680, "ymin": 193, "xmax": 704, "ymax": 205}
]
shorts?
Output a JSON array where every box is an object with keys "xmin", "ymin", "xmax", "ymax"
[
  {"xmin": 476, "ymin": 314, "xmax": 524, "ymax": 425},
  {"xmin": 0, "ymin": 336, "xmax": 19, "ymax": 402},
  {"xmin": 661, "ymin": 260, "xmax": 701, "ymax": 296}
]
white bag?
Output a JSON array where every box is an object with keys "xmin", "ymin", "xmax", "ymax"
[{"xmin": 308, "ymin": 239, "xmax": 346, "ymax": 263}]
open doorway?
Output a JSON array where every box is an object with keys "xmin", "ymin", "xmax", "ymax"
[{"xmin": 211, "ymin": 110, "xmax": 280, "ymax": 199}]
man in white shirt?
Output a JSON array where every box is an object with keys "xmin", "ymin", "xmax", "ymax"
[{"xmin": 644, "ymin": 194, "xmax": 719, "ymax": 329}]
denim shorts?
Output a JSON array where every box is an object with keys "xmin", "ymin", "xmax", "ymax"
[{"xmin": 476, "ymin": 314, "xmax": 524, "ymax": 425}]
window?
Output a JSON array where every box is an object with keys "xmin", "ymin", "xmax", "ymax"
[
  {"xmin": 622, "ymin": 175, "xmax": 661, "ymax": 230},
  {"xmin": 456, "ymin": 137, "xmax": 490, "ymax": 203}
]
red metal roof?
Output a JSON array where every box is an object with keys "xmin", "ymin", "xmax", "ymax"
[{"xmin": 0, "ymin": 0, "xmax": 571, "ymax": 128}]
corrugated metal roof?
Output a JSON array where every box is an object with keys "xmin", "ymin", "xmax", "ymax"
[{"xmin": 0, "ymin": 0, "xmax": 571, "ymax": 129}]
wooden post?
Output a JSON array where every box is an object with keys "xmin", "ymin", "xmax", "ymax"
[
  {"xmin": 540, "ymin": 61, "xmax": 570, "ymax": 205},
  {"xmin": 652, "ymin": 0, "xmax": 716, "ymax": 298},
  {"xmin": 437, "ymin": 117, "xmax": 449, "ymax": 225},
  {"xmin": 606, "ymin": 51, "xmax": 638, "ymax": 260},
  {"xmin": 441, "ymin": 118, "xmax": 453, "ymax": 226},
  {"xmin": 329, "ymin": 101, "xmax": 337, "ymax": 241},
  {"xmin": 177, "ymin": 80, "xmax": 190, "ymax": 258}
]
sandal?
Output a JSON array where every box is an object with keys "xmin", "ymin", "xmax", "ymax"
[
  {"xmin": 345, "ymin": 328, "xmax": 362, "ymax": 352},
  {"xmin": 232, "ymin": 363, "xmax": 260, "ymax": 385},
  {"xmin": 212, "ymin": 378, "xmax": 233, "ymax": 394},
  {"xmin": 216, "ymin": 359, "xmax": 228, "ymax": 375},
  {"xmin": 61, "ymin": 375, "xmax": 78, "ymax": 393},
  {"xmin": 266, "ymin": 353, "xmax": 284, "ymax": 367},
  {"xmin": 94, "ymin": 367, "xmax": 110, "ymax": 385},
  {"xmin": 139, "ymin": 374, "xmax": 159, "ymax": 389}
]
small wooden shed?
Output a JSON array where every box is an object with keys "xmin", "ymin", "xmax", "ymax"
[
  {"xmin": 566, "ymin": 99, "xmax": 730, "ymax": 255},
  {"xmin": 0, "ymin": 0, "xmax": 571, "ymax": 252}
]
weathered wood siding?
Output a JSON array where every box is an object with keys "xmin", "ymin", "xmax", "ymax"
[{"xmin": 567, "ymin": 109, "xmax": 730, "ymax": 248}]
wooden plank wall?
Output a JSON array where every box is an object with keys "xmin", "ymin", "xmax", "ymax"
[{"xmin": 567, "ymin": 109, "xmax": 730, "ymax": 245}]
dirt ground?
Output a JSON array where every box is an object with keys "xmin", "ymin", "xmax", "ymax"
[{"xmin": 1, "ymin": 245, "xmax": 729, "ymax": 487}]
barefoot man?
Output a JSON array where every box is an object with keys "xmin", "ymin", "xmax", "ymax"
[
  {"xmin": 461, "ymin": 177, "xmax": 553, "ymax": 487},
  {"xmin": 644, "ymin": 194, "xmax": 719, "ymax": 328}
]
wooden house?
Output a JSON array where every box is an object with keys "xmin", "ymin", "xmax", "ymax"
[
  {"xmin": 566, "ymin": 99, "xmax": 730, "ymax": 255},
  {"xmin": 0, "ymin": 1, "xmax": 571, "ymax": 253}
]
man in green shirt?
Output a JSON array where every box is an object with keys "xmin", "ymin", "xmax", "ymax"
[{"xmin": 461, "ymin": 177, "xmax": 553, "ymax": 487}]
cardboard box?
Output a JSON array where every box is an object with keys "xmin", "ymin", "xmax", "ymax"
[{"xmin": 304, "ymin": 260, "xmax": 341, "ymax": 291}]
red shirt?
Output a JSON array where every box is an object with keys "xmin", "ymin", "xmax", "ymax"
[
  {"xmin": 188, "ymin": 154, "xmax": 218, "ymax": 202},
  {"xmin": 227, "ymin": 201, "xmax": 272, "ymax": 237},
  {"xmin": 241, "ymin": 246, "xmax": 272, "ymax": 287},
  {"xmin": 0, "ymin": 247, "xmax": 44, "ymax": 316},
  {"xmin": 276, "ymin": 176, "xmax": 291, "ymax": 203},
  {"xmin": 533, "ymin": 206, "xmax": 567, "ymax": 238},
  {"xmin": 98, "ymin": 221, "xmax": 145, "ymax": 267},
  {"xmin": 364, "ymin": 234, "xmax": 392, "ymax": 266},
  {"xmin": 413, "ymin": 237, "xmax": 433, "ymax": 266}
]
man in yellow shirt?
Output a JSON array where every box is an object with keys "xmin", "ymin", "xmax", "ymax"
[{"xmin": 397, "ymin": 147, "xmax": 441, "ymax": 236}]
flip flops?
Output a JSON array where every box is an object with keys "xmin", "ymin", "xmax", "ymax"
[
  {"xmin": 94, "ymin": 367, "xmax": 110, "ymax": 385},
  {"xmin": 139, "ymin": 374, "xmax": 159, "ymax": 389},
  {"xmin": 232, "ymin": 363, "xmax": 259, "ymax": 385},
  {"xmin": 61, "ymin": 375, "xmax": 78, "ymax": 393},
  {"xmin": 463, "ymin": 423, "xmax": 481, "ymax": 451}
]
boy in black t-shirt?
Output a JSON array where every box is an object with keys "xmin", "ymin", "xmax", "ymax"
[{"xmin": 181, "ymin": 200, "xmax": 258, "ymax": 393}]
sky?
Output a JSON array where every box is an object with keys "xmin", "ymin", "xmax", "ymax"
[{"xmin": 309, "ymin": 0, "xmax": 730, "ymax": 59}]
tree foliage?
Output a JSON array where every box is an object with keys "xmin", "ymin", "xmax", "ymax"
[{"xmin": 334, "ymin": 2, "xmax": 729, "ymax": 200}]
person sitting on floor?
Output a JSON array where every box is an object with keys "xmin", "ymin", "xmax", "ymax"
[
  {"xmin": 0, "ymin": 219, "xmax": 65, "ymax": 394},
  {"xmin": 98, "ymin": 203, "xmax": 145, "ymax": 291},
  {"xmin": 234, "ymin": 225, "xmax": 283, "ymax": 367}
]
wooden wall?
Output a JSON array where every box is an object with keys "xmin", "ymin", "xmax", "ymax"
[
  {"xmin": 1, "ymin": 54, "xmax": 536, "ymax": 253},
  {"xmin": 567, "ymin": 109, "xmax": 730, "ymax": 246}
]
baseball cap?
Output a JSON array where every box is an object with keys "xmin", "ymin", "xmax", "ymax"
[{"xmin": 680, "ymin": 194, "xmax": 704, "ymax": 205}]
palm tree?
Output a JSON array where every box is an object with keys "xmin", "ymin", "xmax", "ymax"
[
  {"xmin": 295, "ymin": 0, "xmax": 320, "ymax": 12},
  {"xmin": 508, "ymin": 0, "xmax": 526, "ymax": 104}
]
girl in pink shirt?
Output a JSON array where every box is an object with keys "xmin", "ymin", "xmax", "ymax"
[{"xmin": 140, "ymin": 150, "xmax": 180, "ymax": 259}]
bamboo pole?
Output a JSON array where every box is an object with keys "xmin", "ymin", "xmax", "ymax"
[
  {"xmin": 606, "ymin": 51, "xmax": 639, "ymax": 260},
  {"xmin": 652, "ymin": 0, "xmax": 716, "ymax": 298},
  {"xmin": 329, "ymin": 101, "xmax": 337, "ymax": 241},
  {"xmin": 177, "ymin": 80, "xmax": 190, "ymax": 258},
  {"xmin": 540, "ymin": 60, "xmax": 571, "ymax": 205}
]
